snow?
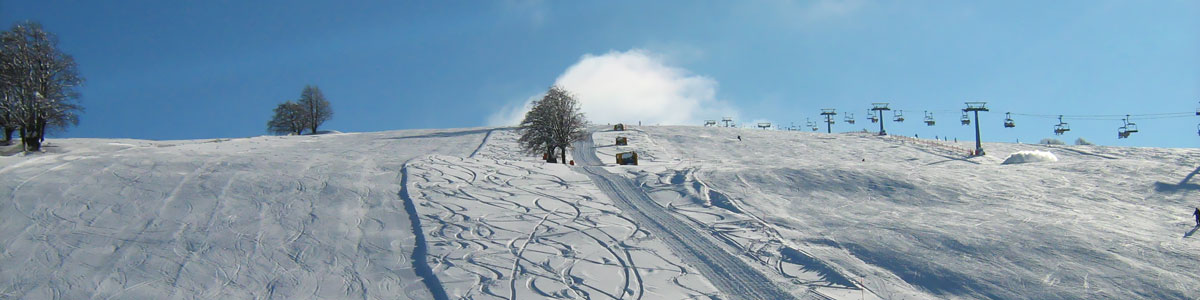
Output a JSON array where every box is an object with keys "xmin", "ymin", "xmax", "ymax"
[
  {"xmin": 407, "ymin": 129, "xmax": 719, "ymax": 299},
  {"xmin": 1002, "ymin": 150, "xmax": 1059, "ymax": 164},
  {"xmin": 2, "ymin": 124, "xmax": 1198, "ymax": 299},
  {"xmin": 589, "ymin": 127, "xmax": 678, "ymax": 165},
  {"xmin": 637, "ymin": 126, "xmax": 1200, "ymax": 299},
  {"xmin": 0, "ymin": 129, "xmax": 490, "ymax": 299}
]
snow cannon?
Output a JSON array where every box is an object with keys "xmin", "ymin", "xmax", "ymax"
[
  {"xmin": 614, "ymin": 123, "xmax": 625, "ymax": 131},
  {"xmin": 616, "ymin": 151, "xmax": 638, "ymax": 165},
  {"xmin": 615, "ymin": 137, "xmax": 628, "ymax": 146}
]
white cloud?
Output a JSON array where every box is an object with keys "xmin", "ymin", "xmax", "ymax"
[{"xmin": 488, "ymin": 49, "xmax": 738, "ymax": 126}]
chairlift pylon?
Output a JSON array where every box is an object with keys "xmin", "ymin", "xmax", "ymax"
[
  {"xmin": 923, "ymin": 111, "xmax": 935, "ymax": 126},
  {"xmin": 1003, "ymin": 112, "xmax": 1015, "ymax": 128},
  {"xmin": 1053, "ymin": 115, "xmax": 1070, "ymax": 135}
]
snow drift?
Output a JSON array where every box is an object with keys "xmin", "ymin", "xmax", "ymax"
[{"xmin": 1001, "ymin": 150, "xmax": 1059, "ymax": 164}]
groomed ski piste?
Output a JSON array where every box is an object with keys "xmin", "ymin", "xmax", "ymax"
[{"xmin": 1, "ymin": 125, "xmax": 1199, "ymax": 299}]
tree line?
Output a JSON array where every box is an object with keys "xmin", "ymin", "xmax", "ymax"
[
  {"xmin": 268, "ymin": 85, "xmax": 333, "ymax": 135},
  {"xmin": 0, "ymin": 21, "xmax": 84, "ymax": 151}
]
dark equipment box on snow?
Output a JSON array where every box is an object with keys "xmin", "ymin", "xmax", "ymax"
[{"xmin": 616, "ymin": 151, "xmax": 638, "ymax": 165}]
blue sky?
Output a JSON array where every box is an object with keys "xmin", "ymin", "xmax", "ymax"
[{"xmin": 2, "ymin": 1, "xmax": 1197, "ymax": 147}]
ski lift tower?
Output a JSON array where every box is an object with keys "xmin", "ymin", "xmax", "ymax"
[
  {"xmin": 870, "ymin": 103, "xmax": 890, "ymax": 135},
  {"xmin": 722, "ymin": 117, "xmax": 734, "ymax": 128},
  {"xmin": 963, "ymin": 102, "xmax": 989, "ymax": 156},
  {"xmin": 820, "ymin": 109, "xmax": 837, "ymax": 133},
  {"xmin": 757, "ymin": 122, "xmax": 772, "ymax": 130}
]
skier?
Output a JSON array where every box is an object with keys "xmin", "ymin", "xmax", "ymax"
[
  {"xmin": 737, "ymin": 135, "xmax": 741, "ymax": 141},
  {"xmin": 1194, "ymin": 208, "xmax": 1199, "ymax": 226}
]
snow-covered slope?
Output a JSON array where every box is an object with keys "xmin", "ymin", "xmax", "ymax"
[
  {"xmin": 0, "ymin": 129, "xmax": 490, "ymax": 299},
  {"xmin": 407, "ymin": 129, "xmax": 720, "ymax": 299},
  {"xmin": 5, "ymin": 124, "xmax": 1198, "ymax": 299},
  {"xmin": 637, "ymin": 125, "xmax": 1200, "ymax": 299}
]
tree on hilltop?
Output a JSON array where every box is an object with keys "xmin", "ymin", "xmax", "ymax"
[
  {"xmin": 267, "ymin": 85, "xmax": 333, "ymax": 136},
  {"xmin": 518, "ymin": 86, "xmax": 587, "ymax": 164},
  {"xmin": 297, "ymin": 85, "xmax": 332, "ymax": 134},
  {"xmin": 267, "ymin": 101, "xmax": 305, "ymax": 135},
  {"xmin": 0, "ymin": 21, "xmax": 84, "ymax": 151}
]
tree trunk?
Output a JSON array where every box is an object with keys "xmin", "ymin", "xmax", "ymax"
[
  {"xmin": 2, "ymin": 126, "xmax": 13, "ymax": 144},
  {"xmin": 18, "ymin": 127, "xmax": 26, "ymax": 150},
  {"xmin": 21, "ymin": 125, "xmax": 41, "ymax": 152},
  {"xmin": 560, "ymin": 146, "xmax": 567, "ymax": 164},
  {"xmin": 545, "ymin": 145, "xmax": 556, "ymax": 163},
  {"xmin": 36, "ymin": 117, "xmax": 46, "ymax": 143}
]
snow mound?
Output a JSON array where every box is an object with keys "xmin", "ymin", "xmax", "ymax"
[{"xmin": 1001, "ymin": 150, "xmax": 1058, "ymax": 164}]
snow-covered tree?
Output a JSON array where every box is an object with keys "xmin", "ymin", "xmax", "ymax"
[
  {"xmin": 517, "ymin": 86, "xmax": 587, "ymax": 164},
  {"xmin": 297, "ymin": 85, "xmax": 332, "ymax": 134},
  {"xmin": 267, "ymin": 101, "xmax": 306, "ymax": 135},
  {"xmin": 0, "ymin": 21, "xmax": 83, "ymax": 151},
  {"xmin": 1074, "ymin": 137, "xmax": 1094, "ymax": 146}
]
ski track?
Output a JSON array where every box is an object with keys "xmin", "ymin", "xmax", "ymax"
[
  {"xmin": 407, "ymin": 129, "xmax": 716, "ymax": 299},
  {"xmin": 571, "ymin": 133, "xmax": 796, "ymax": 300},
  {"xmin": 0, "ymin": 129, "xmax": 488, "ymax": 299}
]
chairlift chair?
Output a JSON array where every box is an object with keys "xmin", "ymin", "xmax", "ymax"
[
  {"xmin": 893, "ymin": 110, "xmax": 905, "ymax": 122},
  {"xmin": 960, "ymin": 111, "xmax": 971, "ymax": 125},
  {"xmin": 868, "ymin": 109, "xmax": 879, "ymax": 123},
  {"xmin": 1053, "ymin": 115, "xmax": 1070, "ymax": 135},
  {"xmin": 845, "ymin": 113, "xmax": 855, "ymax": 124},
  {"xmin": 1122, "ymin": 115, "xmax": 1138, "ymax": 133},
  {"xmin": 1003, "ymin": 112, "xmax": 1015, "ymax": 128},
  {"xmin": 923, "ymin": 111, "xmax": 935, "ymax": 126},
  {"xmin": 1196, "ymin": 123, "xmax": 1200, "ymax": 136},
  {"xmin": 1117, "ymin": 115, "xmax": 1137, "ymax": 139}
]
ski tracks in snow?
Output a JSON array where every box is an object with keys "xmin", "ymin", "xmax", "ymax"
[
  {"xmin": 573, "ymin": 132, "xmax": 879, "ymax": 300},
  {"xmin": 406, "ymin": 146, "xmax": 718, "ymax": 299},
  {"xmin": 571, "ymin": 134, "xmax": 796, "ymax": 300}
]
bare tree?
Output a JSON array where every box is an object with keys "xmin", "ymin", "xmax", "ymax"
[
  {"xmin": 297, "ymin": 85, "xmax": 332, "ymax": 134},
  {"xmin": 0, "ymin": 21, "xmax": 83, "ymax": 151},
  {"xmin": 267, "ymin": 101, "xmax": 305, "ymax": 135},
  {"xmin": 0, "ymin": 31, "xmax": 13, "ymax": 144},
  {"xmin": 0, "ymin": 89, "xmax": 16, "ymax": 144},
  {"xmin": 517, "ymin": 86, "xmax": 587, "ymax": 164},
  {"xmin": 518, "ymin": 97, "xmax": 557, "ymax": 162}
]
